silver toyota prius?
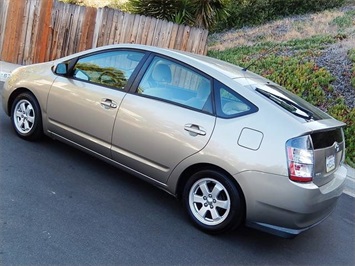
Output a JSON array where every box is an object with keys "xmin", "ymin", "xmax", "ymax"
[{"xmin": 1, "ymin": 44, "xmax": 347, "ymax": 237}]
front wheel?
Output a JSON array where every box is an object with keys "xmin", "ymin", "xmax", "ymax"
[
  {"xmin": 11, "ymin": 93, "xmax": 43, "ymax": 141},
  {"xmin": 183, "ymin": 170, "xmax": 244, "ymax": 234}
]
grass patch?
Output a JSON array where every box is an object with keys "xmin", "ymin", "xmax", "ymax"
[
  {"xmin": 279, "ymin": 35, "xmax": 336, "ymax": 50},
  {"xmin": 208, "ymin": 36, "xmax": 334, "ymax": 106},
  {"xmin": 331, "ymin": 9, "xmax": 355, "ymax": 30},
  {"xmin": 208, "ymin": 35, "xmax": 355, "ymax": 166}
]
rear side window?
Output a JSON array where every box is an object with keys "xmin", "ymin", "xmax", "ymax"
[{"xmin": 215, "ymin": 80, "xmax": 258, "ymax": 118}]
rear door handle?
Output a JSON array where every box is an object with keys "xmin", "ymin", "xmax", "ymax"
[
  {"xmin": 101, "ymin": 99, "xmax": 117, "ymax": 109},
  {"xmin": 184, "ymin": 124, "xmax": 206, "ymax": 136}
]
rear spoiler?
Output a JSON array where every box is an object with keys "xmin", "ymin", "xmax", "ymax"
[{"xmin": 304, "ymin": 118, "xmax": 346, "ymax": 134}]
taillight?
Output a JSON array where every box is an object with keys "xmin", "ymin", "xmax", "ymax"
[{"xmin": 286, "ymin": 135, "xmax": 314, "ymax": 182}]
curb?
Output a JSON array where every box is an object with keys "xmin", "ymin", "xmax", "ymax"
[{"xmin": 344, "ymin": 164, "xmax": 355, "ymax": 197}]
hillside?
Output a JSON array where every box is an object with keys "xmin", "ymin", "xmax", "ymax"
[
  {"xmin": 208, "ymin": 5, "xmax": 355, "ymax": 106},
  {"xmin": 207, "ymin": 4, "xmax": 355, "ymax": 166}
]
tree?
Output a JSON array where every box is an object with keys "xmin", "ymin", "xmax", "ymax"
[
  {"xmin": 191, "ymin": 0, "xmax": 229, "ymax": 30},
  {"xmin": 126, "ymin": 0, "xmax": 181, "ymax": 21}
]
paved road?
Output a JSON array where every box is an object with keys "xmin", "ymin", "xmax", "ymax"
[{"xmin": 1, "ymin": 81, "xmax": 354, "ymax": 265}]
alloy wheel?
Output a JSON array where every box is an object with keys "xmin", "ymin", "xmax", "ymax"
[
  {"xmin": 13, "ymin": 99, "xmax": 35, "ymax": 134},
  {"xmin": 188, "ymin": 177, "xmax": 231, "ymax": 226}
]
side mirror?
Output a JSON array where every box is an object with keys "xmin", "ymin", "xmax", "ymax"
[{"xmin": 55, "ymin": 63, "xmax": 68, "ymax": 75}]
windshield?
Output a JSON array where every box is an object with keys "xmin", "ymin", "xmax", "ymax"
[{"xmin": 256, "ymin": 84, "xmax": 330, "ymax": 121}]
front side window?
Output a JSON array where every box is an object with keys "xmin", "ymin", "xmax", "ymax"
[
  {"xmin": 73, "ymin": 50, "xmax": 145, "ymax": 89},
  {"xmin": 215, "ymin": 80, "xmax": 257, "ymax": 118},
  {"xmin": 137, "ymin": 56, "xmax": 213, "ymax": 113}
]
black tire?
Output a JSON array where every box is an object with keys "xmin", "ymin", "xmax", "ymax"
[
  {"xmin": 183, "ymin": 170, "xmax": 244, "ymax": 234},
  {"xmin": 11, "ymin": 92, "xmax": 43, "ymax": 141}
]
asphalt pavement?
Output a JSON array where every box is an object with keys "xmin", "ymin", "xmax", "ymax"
[
  {"xmin": 0, "ymin": 99, "xmax": 354, "ymax": 265},
  {"xmin": 0, "ymin": 61, "xmax": 354, "ymax": 265}
]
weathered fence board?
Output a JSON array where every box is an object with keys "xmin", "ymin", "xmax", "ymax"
[
  {"xmin": 0, "ymin": 0, "xmax": 208, "ymax": 65},
  {"xmin": 0, "ymin": 0, "xmax": 10, "ymax": 56}
]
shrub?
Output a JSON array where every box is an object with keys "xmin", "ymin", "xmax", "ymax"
[
  {"xmin": 349, "ymin": 49, "xmax": 355, "ymax": 88},
  {"xmin": 328, "ymin": 100, "xmax": 355, "ymax": 167},
  {"xmin": 125, "ymin": 0, "xmax": 181, "ymax": 21},
  {"xmin": 60, "ymin": 0, "xmax": 85, "ymax": 5},
  {"xmin": 125, "ymin": 0, "xmax": 229, "ymax": 30},
  {"xmin": 215, "ymin": 0, "xmax": 346, "ymax": 31}
]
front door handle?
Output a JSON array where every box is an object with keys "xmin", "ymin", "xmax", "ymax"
[
  {"xmin": 184, "ymin": 124, "xmax": 206, "ymax": 136},
  {"xmin": 101, "ymin": 99, "xmax": 117, "ymax": 109}
]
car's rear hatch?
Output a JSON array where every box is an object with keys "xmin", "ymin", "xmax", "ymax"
[
  {"xmin": 254, "ymin": 83, "xmax": 346, "ymax": 187},
  {"xmin": 308, "ymin": 124, "xmax": 345, "ymax": 186}
]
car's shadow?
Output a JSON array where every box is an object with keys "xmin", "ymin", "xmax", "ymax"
[{"xmin": 15, "ymin": 133, "xmax": 312, "ymax": 239}]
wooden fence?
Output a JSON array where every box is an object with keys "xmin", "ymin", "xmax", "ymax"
[{"xmin": 0, "ymin": 0, "xmax": 209, "ymax": 65}]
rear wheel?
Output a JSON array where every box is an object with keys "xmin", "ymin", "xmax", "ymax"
[
  {"xmin": 11, "ymin": 93, "xmax": 43, "ymax": 141},
  {"xmin": 183, "ymin": 169, "xmax": 244, "ymax": 234}
]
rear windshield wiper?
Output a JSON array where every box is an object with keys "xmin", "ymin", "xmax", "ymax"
[{"xmin": 256, "ymin": 88, "xmax": 313, "ymax": 120}]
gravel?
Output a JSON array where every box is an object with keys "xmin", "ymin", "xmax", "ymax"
[{"xmin": 315, "ymin": 37, "xmax": 355, "ymax": 109}]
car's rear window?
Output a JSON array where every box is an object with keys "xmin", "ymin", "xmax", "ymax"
[
  {"xmin": 256, "ymin": 84, "xmax": 330, "ymax": 121},
  {"xmin": 311, "ymin": 128, "xmax": 343, "ymax": 149}
]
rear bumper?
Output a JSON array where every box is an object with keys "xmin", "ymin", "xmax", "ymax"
[
  {"xmin": 235, "ymin": 164, "xmax": 347, "ymax": 237},
  {"xmin": 245, "ymin": 202, "xmax": 336, "ymax": 238}
]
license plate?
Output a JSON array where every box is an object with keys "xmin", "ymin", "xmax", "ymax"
[{"xmin": 326, "ymin": 154, "xmax": 335, "ymax": 173}]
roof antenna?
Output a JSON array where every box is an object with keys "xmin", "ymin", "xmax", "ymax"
[{"xmin": 242, "ymin": 43, "xmax": 279, "ymax": 72}]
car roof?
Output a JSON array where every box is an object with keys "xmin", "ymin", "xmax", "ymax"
[{"xmin": 59, "ymin": 43, "xmax": 266, "ymax": 82}]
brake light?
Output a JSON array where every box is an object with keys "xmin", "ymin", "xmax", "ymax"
[{"xmin": 286, "ymin": 136, "xmax": 314, "ymax": 182}]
